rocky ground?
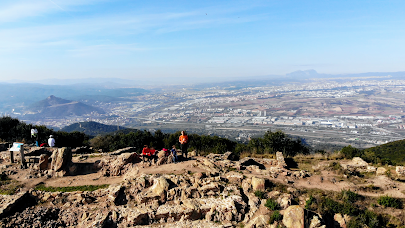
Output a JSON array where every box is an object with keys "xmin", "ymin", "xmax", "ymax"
[{"xmin": 1, "ymin": 147, "xmax": 405, "ymax": 227}]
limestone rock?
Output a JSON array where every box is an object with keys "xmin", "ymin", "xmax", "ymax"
[
  {"xmin": 276, "ymin": 151, "xmax": 287, "ymax": 168},
  {"xmin": 283, "ymin": 205, "xmax": 304, "ymax": 228},
  {"xmin": 0, "ymin": 191, "xmax": 35, "ymax": 219},
  {"xmin": 138, "ymin": 176, "xmax": 170, "ymax": 203},
  {"xmin": 277, "ymin": 193, "xmax": 293, "ymax": 210},
  {"xmin": 38, "ymin": 154, "xmax": 49, "ymax": 170},
  {"xmin": 51, "ymin": 147, "xmax": 72, "ymax": 173},
  {"xmin": 103, "ymin": 152, "xmax": 140, "ymax": 176},
  {"xmin": 397, "ymin": 166, "xmax": 405, "ymax": 176},
  {"xmin": 376, "ymin": 167, "xmax": 387, "ymax": 176},
  {"xmin": 245, "ymin": 214, "xmax": 270, "ymax": 228},
  {"xmin": 225, "ymin": 171, "xmax": 244, "ymax": 185},
  {"xmin": 351, "ymin": 157, "xmax": 368, "ymax": 167},
  {"xmin": 309, "ymin": 215, "xmax": 326, "ymax": 228},
  {"xmin": 334, "ymin": 213, "xmax": 350, "ymax": 228},
  {"xmin": 188, "ymin": 150, "xmax": 197, "ymax": 157},
  {"xmin": 251, "ymin": 177, "xmax": 265, "ymax": 192}
]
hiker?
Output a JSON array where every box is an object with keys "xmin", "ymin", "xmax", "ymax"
[
  {"xmin": 31, "ymin": 128, "xmax": 39, "ymax": 147},
  {"xmin": 48, "ymin": 135, "xmax": 55, "ymax": 147},
  {"xmin": 142, "ymin": 145, "xmax": 151, "ymax": 162},
  {"xmin": 150, "ymin": 147, "xmax": 157, "ymax": 162},
  {"xmin": 179, "ymin": 131, "xmax": 189, "ymax": 159},
  {"xmin": 171, "ymin": 145, "xmax": 178, "ymax": 163},
  {"xmin": 162, "ymin": 148, "xmax": 169, "ymax": 157},
  {"xmin": 40, "ymin": 143, "xmax": 47, "ymax": 147}
]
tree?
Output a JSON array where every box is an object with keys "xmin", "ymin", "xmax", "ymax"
[{"xmin": 341, "ymin": 145, "xmax": 362, "ymax": 159}]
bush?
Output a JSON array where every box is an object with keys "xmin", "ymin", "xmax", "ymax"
[
  {"xmin": 341, "ymin": 190, "xmax": 361, "ymax": 203},
  {"xmin": 348, "ymin": 210, "xmax": 382, "ymax": 228},
  {"xmin": 305, "ymin": 195, "xmax": 316, "ymax": 210},
  {"xmin": 254, "ymin": 190, "xmax": 265, "ymax": 199},
  {"xmin": 265, "ymin": 198, "xmax": 279, "ymax": 210},
  {"xmin": 341, "ymin": 145, "xmax": 362, "ymax": 159},
  {"xmin": 377, "ymin": 195, "xmax": 402, "ymax": 209},
  {"xmin": 269, "ymin": 210, "xmax": 282, "ymax": 224},
  {"xmin": 322, "ymin": 197, "xmax": 359, "ymax": 216},
  {"xmin": 329, "ymin": 162, "xmax": 342, "ymax": 171}
]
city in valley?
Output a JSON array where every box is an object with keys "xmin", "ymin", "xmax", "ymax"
[{"xmin": 21, "ymin": 76, "xmax": 405, "ymax": 150}]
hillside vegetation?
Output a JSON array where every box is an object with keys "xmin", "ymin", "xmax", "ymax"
[
  {"xmin": 61, "ymin": 121, "xmax": 127, "ymax": 136},
  {"xmin": 362, "ymin": 139, "xmax": 405, "ymax": 165},
  {"xmin": 0, "ymin": 117, "xmax": 88, "ymax": 147}
]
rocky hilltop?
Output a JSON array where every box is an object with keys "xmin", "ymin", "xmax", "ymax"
[{"xmin": 1, "ymin": 147, "xmax": 405, "ymax": 227}]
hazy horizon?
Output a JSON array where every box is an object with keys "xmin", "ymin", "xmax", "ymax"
[{"xmin": 1, "ymin": 0, "xmax": 405, "ymax": 82}]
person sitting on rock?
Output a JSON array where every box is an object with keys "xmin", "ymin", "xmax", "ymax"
[
  {"xmin": 150, "ymin": 147, "xmax": 157, "ymax": 162},
  {"xmin": 163, "ymin": 148, "xmax": 169, "ymax": 157},
  {"xmin": 48, "ymin": 135, "xmax": 55, "ymax": 147},
  {"xmin": 171, "ymin": 145, "xmax": 178, "ymax": 163},
  {"xmin": 142, "ymin": 145, "xmax": 152, "ymax": 162}
]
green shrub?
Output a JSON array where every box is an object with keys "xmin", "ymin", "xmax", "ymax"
[
  {"xmin": 329, "ymin": 162, "xmax": 342, "ymax": 171},
  {"xmin": 341, "ymin": 145, "xmax": 362, "ymax": 159},
  {"xmin": 265, "ymin": 198, "xmax": 279, "ymax": 210},
  {"xmin": 341, "ymin": 190, "xmax": 361, "ymax": 203},
  {"xmin": 254, "ymin": 190, "xmax": 265, "ymax": 199},
  {"xmin": 348, "ymin": 210, "xmax": 381, "ymax": 228},
  {"xmin": 321, "ymin": 197, "xmax": 359, "ymax": 216},
  {"xmin": 377, "ymin": 195, "xmax": 402, "ymax": 209},
  {"xmin": 35, "ymin": 184, "xmax": 109, "ymax": 192},
  {"xmin": 269, "ymin": 210, "xmax": 282, "ymax": 224},
  {"xmin": 305, "ymin": 195, "xmax": 316, "ymax": 210}
]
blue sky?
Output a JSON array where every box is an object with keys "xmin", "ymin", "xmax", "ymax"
[{"xmin": 0, "ymin": 0, "xmax": 404, "ymax": 82}]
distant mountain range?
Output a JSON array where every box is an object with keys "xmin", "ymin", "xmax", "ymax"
[
  {"xmin": 1, "ymin": 69, "xmax": 404, "ymax": 113},
  {"xmin": 0, "ymin": 83, "xmax": 147, "ymax": 113},
  {"xmin": 24, "ymin": 95, "xmax": 105, "ymax": 119},
  {"xmin": 61, "ymin": 121, "xmax": 128, "ymax": 136}
]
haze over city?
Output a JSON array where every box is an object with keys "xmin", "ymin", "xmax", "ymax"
[{"xmin": 1, "ymin": 0, "xmax": 405, "ymax": 84}]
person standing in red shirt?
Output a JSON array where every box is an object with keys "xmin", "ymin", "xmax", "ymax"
[{"xmin": 179, "ymin": 131, "xmax": 189, "ymax": 159}]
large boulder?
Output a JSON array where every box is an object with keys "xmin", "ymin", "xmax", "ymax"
[
  {"xmin": 104, "ymin": 153, "xmax": 141, "ymax": 176},
  {"xmin": 51, "ymin": 147, "xmax": 72, "ymax": 173},
  {"xmin": 276, "ymin": 152, "xmax": 287, "ymax": 168},
  {"xmin": 376, "ymin": 167, "xmax": 387, "ymax": 176},
  {"xmin": 225, "ymin": 171, "xmax": 244, "ymax": 185},
  {"xmin": 38, "ymin": 154, "xmax": 49, "ymax": 170},
  {"xmin": 251, "ymin": 177, "xmax": 265, "ymax": 192},
  {"xmin": 351, "ymin": 157, "xmax": 368, "ymax": 167},
  {"xmin": 334, "ymin": 213, "xmax": 350, "ymax": 228},
  {"xmin": 396, "ymin": 166, "xmax": 405, "ymax": 177},
  {"xmin": 283, "ymin": 205, "xmax": 304, "ymax": 228},
  {"xmin": 138, "ymin": 176, "xmax": 170, "ymax": 203},
  {"xmin": 277, "ymin": 193, "xmax": 293, "ymax": 210},
  {"xmin": 245, "ymin": 214, "xmax": 270, "ymax": 228},
  {"xmin": 309, "ymin": 215, "xmax": 326, "ymax": 228}
]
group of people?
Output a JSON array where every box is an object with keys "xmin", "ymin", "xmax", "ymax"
[
  {"xmin": 30, "ymin": 128, "xmax": 55, "ymax": 147},
  {"xmin": 141, "ymin": 131, "xmax": 189, "ymax": 163}
]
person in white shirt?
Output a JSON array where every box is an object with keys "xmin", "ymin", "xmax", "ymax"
[{"xmin": 48, "ymin": 135, "xmax": 55, "ymax": 147}]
